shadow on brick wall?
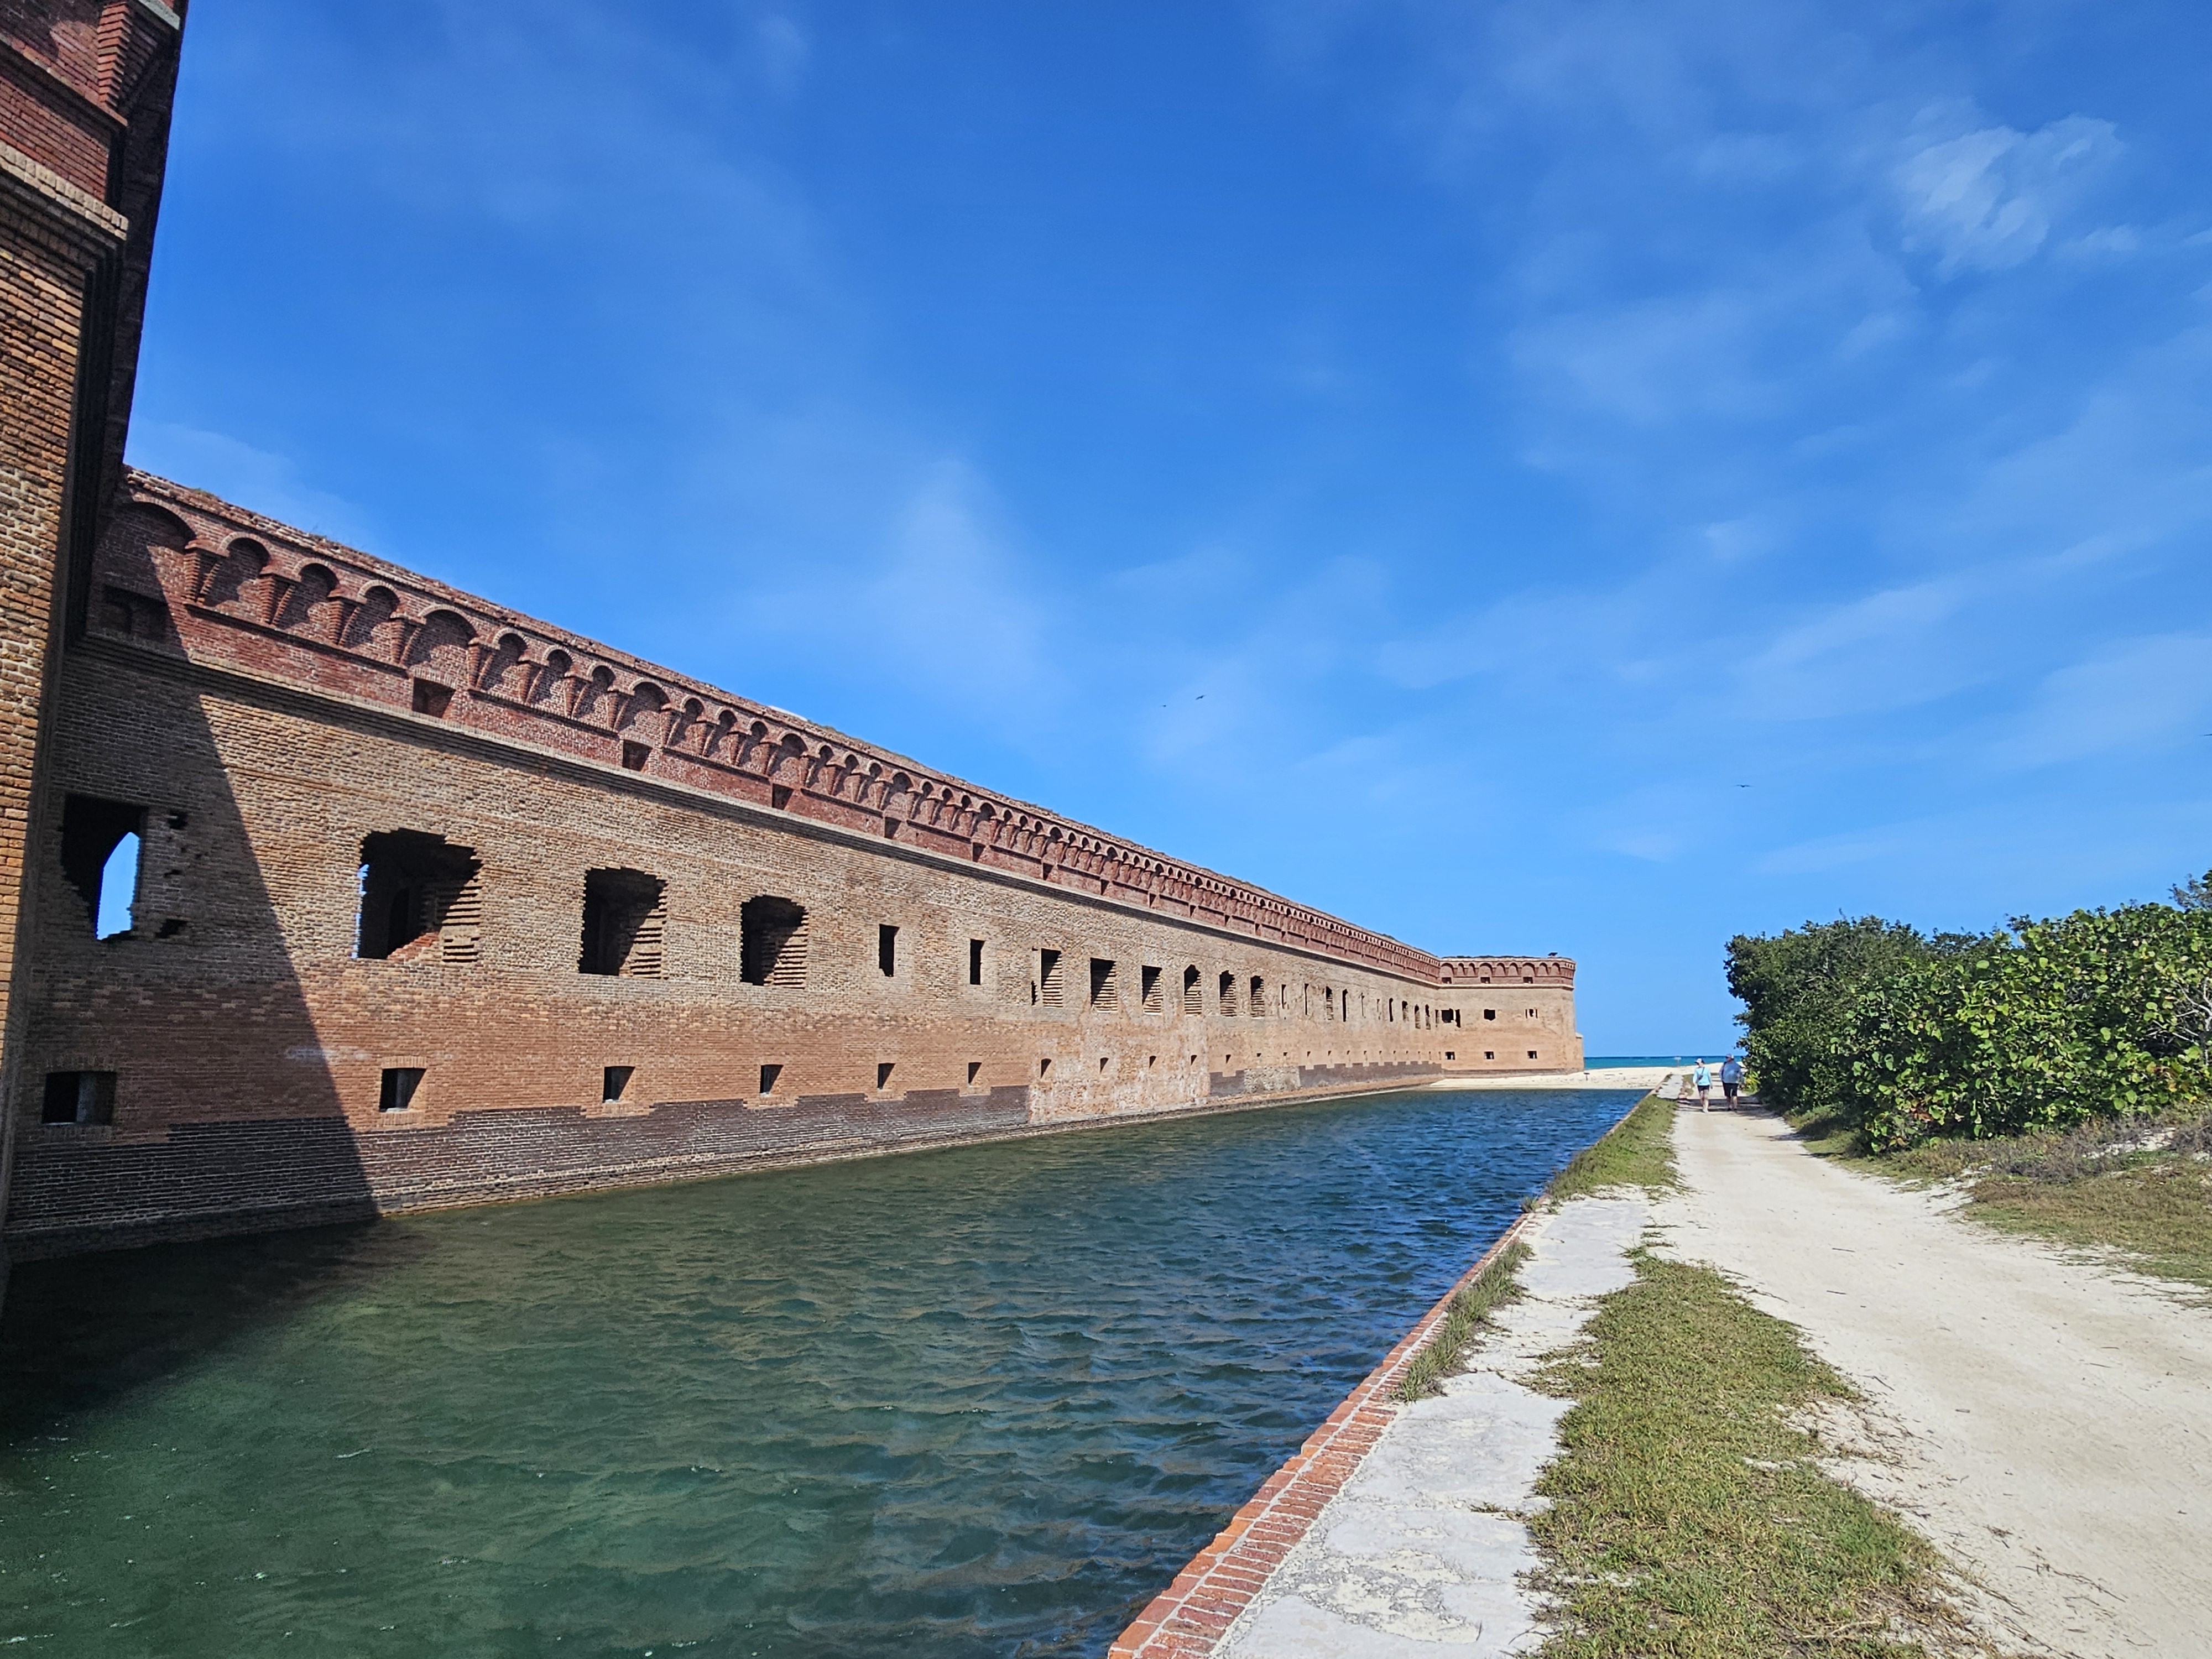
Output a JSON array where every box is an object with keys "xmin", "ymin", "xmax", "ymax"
[{"xmin": 3, "ymin": 503, "xmax": 373, "ymax": 1258}]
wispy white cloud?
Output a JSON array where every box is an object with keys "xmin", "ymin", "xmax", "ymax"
[
  {"xmin": 1893, "ymin": 113, "xmax": 2122, "ymax": 275},
  {"xmin": 1987, "ymin": 634, "xmax": 2212, "ymax": 770}
]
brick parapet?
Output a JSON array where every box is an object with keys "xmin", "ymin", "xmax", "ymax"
[
  {"xmin": 1439, "ymin": 954, "xmax": 1575, "ymax": 988},
  {"xmin": 116, "ymin": 472, "xmax": 1465, "ymax": 985}
]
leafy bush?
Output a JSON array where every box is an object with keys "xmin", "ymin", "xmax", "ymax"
[
  {"xmin": 1840, "ymin": 905, "xmax": 2212, "ymax": 1147},
  {"xmin": 1723, "ymin": 917, "xmax": 1942, "ymax": 1122},
  {"xmin": 1729, "ymin": 879, "xmax": 2212, "ymax": 1149}
]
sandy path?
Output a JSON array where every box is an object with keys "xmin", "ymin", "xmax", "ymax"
[{"xmin": 1653, "ymin": 1110, "xmax": 2212, "ymax": 1658}]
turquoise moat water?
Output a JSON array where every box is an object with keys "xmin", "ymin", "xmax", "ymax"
[{"xmin": 1, "ymin": 1086, "xmax": 1635, "ymax": 1657}]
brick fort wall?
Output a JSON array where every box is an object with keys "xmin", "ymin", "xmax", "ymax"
[{"xmin": 4, "ymin": 477, "xmax": 1582, "ymax": 1255}]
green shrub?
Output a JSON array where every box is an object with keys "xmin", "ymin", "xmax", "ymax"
[
  {"xmin": 1723, "ymin": 917, "xmax": 1940, "ymax": 1119},
  {"xmin": 1840, "ymin": 904, "xmax": 2212, "ymax": 1148},
  {"xmin": 1729, "ymin": 878, "xmax": 2212, "ymax": 1148}
]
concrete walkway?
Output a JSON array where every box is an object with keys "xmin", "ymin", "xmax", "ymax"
[
  {"xmin": 1428, "ymin": 1066, "xmax": 1678, "ymax": 1093},
  {"xmin": 1654, "ymin": 1109, "xmax": 2212, "ymax": 1658},
  {"xmin": 1209, "ymin": 1195, "xmax": 1647, "ymax": 1658}
]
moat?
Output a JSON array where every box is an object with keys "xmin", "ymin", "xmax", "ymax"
[{"xmin": 0, "ymin": 1086, "xmax": 1635, "ymax": 1657}]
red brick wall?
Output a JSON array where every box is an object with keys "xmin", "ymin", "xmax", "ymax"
[
  {"xmin": 3, "ymin": 482, "xmax": 1580, "ymax": 1253},
  {"xmin": 0, "ymin": 0, "xmax": 184, "ymax": 1275}
]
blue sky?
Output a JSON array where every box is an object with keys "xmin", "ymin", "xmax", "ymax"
[{"xmin": 127, "ymin": 1, "xmax": 2212, "ymax": 1052}]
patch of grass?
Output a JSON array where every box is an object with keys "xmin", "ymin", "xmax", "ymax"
[
  {"xmin": 1547, "ymin": 1092, "xmax": 1679, "ymax": 1202},
  {"xmin": 1396, "ymin": 1240, "xmax": 1530, "ymax": 1402},
  {"xmin": 1530, "ymin": 1254, "xmax": 1980, "ymax": 1658},
  {"xmin": 1786, "ymin": 1107, "xmax": 1871, "ymax": 1163},
  {"xmin": 1879, "ymin": 1107, "xmax": 2212, "ymax": 1297},
  {"xmin": 1397, "ymin": 1095, "xmax": 1679, "ymax": 1405}
]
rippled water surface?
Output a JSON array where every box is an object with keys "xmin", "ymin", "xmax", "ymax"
[{"xmin": 1, "ymin": 1087, "xmax": 1633, "ymax": 1657}]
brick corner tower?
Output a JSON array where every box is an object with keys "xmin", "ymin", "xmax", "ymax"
[{"xmin": 0, "ymin": 0, "xmax": 189, "ymax": 1295}]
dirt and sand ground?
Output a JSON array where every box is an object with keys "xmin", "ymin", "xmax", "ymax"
[
  {"xmin": 1656, "ymin": 1109, "xmax": 2212, "ymax": 1657},
  {"xmin": 1205, "ymin": 1100, "xmax": 2210, "ymax": 1658}
]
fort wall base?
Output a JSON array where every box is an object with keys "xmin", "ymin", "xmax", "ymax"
[{"xmin": 6, "ymin": 1065, "xmax": 1493, "ymax": 1259}]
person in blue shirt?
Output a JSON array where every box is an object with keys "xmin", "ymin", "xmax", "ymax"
[
  {"xmin": 1720, "ymin": 1053, "xmax": 1744, "ymax": 1108},
  {"xmin": 1692, "ymin": 1058, "xmax": 1713, "ymax": 1110}
]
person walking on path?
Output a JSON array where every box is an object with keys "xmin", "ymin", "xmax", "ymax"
[
  {"xmin": 1719, "ymin": 1052, "xmax": 1743, "ymax": 1108},
  {"xmin": 1692, "ymin": 1058, "xmax": 1713, "ymax": 1110}
]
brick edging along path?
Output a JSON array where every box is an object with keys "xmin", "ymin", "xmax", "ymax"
[
  {"xmin": 1108, "ymin": 1091, "xmax": 1656, "ymax": 1658},
  {"xmin": 1107, "ymin": 1205, "xmax": 1541, "ymax": 1658}
]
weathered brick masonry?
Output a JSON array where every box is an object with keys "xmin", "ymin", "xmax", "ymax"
[
  {"xmin": 0, "ymin": 0, "xmax": 185, "ymax": 1279},
  {"xmin": 4, "ymin": 477, "xmax": 1579, "ymax": 1253},
  {"xmin": 0, "ymin": 1, "xmax": 1582, "ymax": 1260}
]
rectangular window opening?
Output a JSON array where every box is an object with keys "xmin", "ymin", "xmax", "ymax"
[
  {"xmin": 411, "ymin": 679, "xmax": 453, "ymax": 717},
  {"xmin": 1249, "ymin": 975, "xmax": 1265, "ymax": 1019},
  {"xmin": 602, "ymin": 1065, "xmax": 635, "ymax": 1103},
  {"xmin": 969, "ymin": 938, "xmax": 984, "ymax": 986},
  {"xmin": 1140, "ymin": 964, "xmax": 1162, "ymax": 1012},
  {"xmin": 740, "ymin": 896, "xmax": 808, "ymax": 986},
  {"xmin": 759, "ymin": 1062, "xmax": 783, "ymax": 1095},
  {"xmin": 879, "ymin": 923, "xmax": 899, "ymax": 977},
  {"xmin": 356, "ymin": 830, "xmax": 483, "ymax": 963},
  {"xmin": 1039, "ymin": 1057, "xmax": 1053, "ymax": 1079},
  {"xmin": 620, "ymin": 740, "xmax": 650, "ymax": 771},
  {"xmin": 1182, "ymin": 965, "xmax": 1202, "ymax": 1013},
  {"xmin": 1219, "ymin": 970, "xmax": 1238, "ymax": 1016},
  {"xmin": 379, "ymin": 1067, "xmax": 424, "ymax": 1113},
  {"xmin": 1098, "ymin": 1056, "xmax": 1110, "ymax": 1074},
  {"xmin": 41, "ymin": 1070, "xmax": 116, "ymax": 1125},
  {"xmin": 1444, "ymin": 1051, "xmax": 1455, "ymax": 1062},
  {"xmin": 1527, "ymin": 1050, "xmax": 1539, "ymax": 1060},
  {"xmin": 877, "ymin": 1061, "xmax": 896, "ymax": 1091},
  {"xmin": 1089, "ymin": 957, "xmax": 1119, "ymax": 1009},
  {"xmin": 1483, "ymin": 1008, "xmax": 1496, "ymax": 1020},
  {"xmin": 98, "ymin": 584, "xmax": 170, "ymax": 640},
  {"xmin": 966, "ymin": 1061, "xmax": 983, "ymax": 1086},
  {"xmin": 1039, "ymin": 949, "xmax": 1063, "ymax": 1008},
  {"xmin": 579, "ymin": 867, "xmax": 667, "ymax": 977}
]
